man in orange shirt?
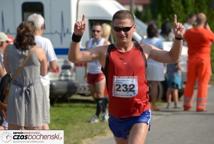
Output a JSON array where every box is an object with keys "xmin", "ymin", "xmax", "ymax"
[{"xmin": 184, "ymin": 12, "xmax": 214, "ymax": 112}]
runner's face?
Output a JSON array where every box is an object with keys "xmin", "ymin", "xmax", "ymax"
[{"xmin": 112, "ymin": 18, "xmax": 135, "ymax": 43}]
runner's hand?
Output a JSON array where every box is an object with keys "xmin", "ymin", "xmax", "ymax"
[
  {"xmin": 173, "ymin": 14, "xmax": 185, "ymax": 39},
  {"xmin": 74, "ymin": 15, "xmax": 86, "ymax": 36}
]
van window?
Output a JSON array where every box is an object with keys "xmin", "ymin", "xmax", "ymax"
[{"xmin": 22, "ymin": 2, "xmax": 44, "ymax": 21}]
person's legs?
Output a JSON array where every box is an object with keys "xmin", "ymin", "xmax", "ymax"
[
  {"xmin": 94, "ymin": 78, "xmax": 105, "ymax": 116},
  {"xmin": 114, "ymin": 137, "xmax": 128, "ymax": 144},
  {"xmin": 184, "ymin": 60, "xmax": 197, "ymax": 110},
  {"xmin": 0, "ymin": 126, "xmax": 4, "ymax": 130},
  {"xmin": 109, "ymin": 115, "xmax": 129, "ymax": 144},
  {"xmin": 41, "ymin": 77, "xmax": 50, "ymax": 129},
  {"xmin": 87, "ymin": 76, "xmax": 99, "ymax": 123},
  {"xmin": 128, "ymin": 123, "xmax": 149, "ymax": 144},
  {"xmin": 87, "ymin": 73, "xmax": 97, "ymax": 99},
  {"xmin": 88, "ymin": 73, "xmax": 106, "ymax": 123},
  {"xmin": 25, "ymin": 125, "xmax": 43, "ymax": 130},
  {"xmin": 88, "ymin": 83, "xmax": 100, "ymax": 123},
  {"xmin": 196, "ymin": 59, "xmax": 211, "ymax": 111},
  {"xmin": 172, "ymin": 89, "xmax": 179, "ymax": 108},
  {"xmin": 166, "ymin": 88, "xmax": 172, "ymax": 108},
  {"xmin": 42, "ymin": 124, "xmax": 49, "ymax": 130},
  {"xmin": 95, "ymin": 76, "xmax": 106, "ymax": 99},
  {"xmin": 88, "ymin": 84, "xmax": 96, "ymax": 99},
  {"xmin": 8, "ymin": 124, "xmax": 43, "ymax": 130},
  {"xmin": 113, "ymin": 124, "xmax": 148, "ymax": 144},
  {"xmin": 149, "ymin": 81, "xmax": 159, "ymax": 111},
  {"xmin": 95, "ymin": 77, "xmax": 108, "ymax": 121},
  {"xmin": 109, "ymin": 111, "xmax": 151, "ymax": 144},
  {"xmin": 8, "ymin": 124, "xmax": 24, "ymax": 130}
]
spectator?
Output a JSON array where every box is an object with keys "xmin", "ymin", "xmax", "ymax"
[
  {"xmin": 27, "ymin": 13, "xmax": 59, "ymax": 129},
  {"xmin": 166, "ymin": 62, "xmax": 182, "ymax": 109},
  {"xmin": 143, "ymin": 21, "xmax": 165, "ymax": 111},
  {"xmin": 160, "ymin": 20, "xmax": 174, "ymax": 41},
  {"xmin": 86, "ymin": 23, "xmax": 109, "ymax": 123},
  {"xmin": 0, "ymin": 32, "xmax": 13, "ymax": 130},
  {"xmin": 0, "ymin": 32, "xmax": 10, "ymax": 81},
  {"xmin": 7, "ymin": 35, "xmax": 14, "ymax": 45},
  {"xmin": 183, "ymin": 12, "xmax": 214, "ymax": 112},
  {"xmin": 184, "ymin": 13, "xmax": 196, "ymax": 30},
  {"xmin": 4, "ymin": 21, "xmax": 48, "ymax": 130},
  {"xmin": 102, "ymin": 23, "xmax": 112, "ymax": 44}
]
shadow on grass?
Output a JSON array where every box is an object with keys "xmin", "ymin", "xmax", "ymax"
[
  {"xmin": 51, "ymin": 94, "xmax": 95, "ymax": 106},
  {"xmin": 69, "ymin": 98, "xmax": 95, "ymax": 104}
]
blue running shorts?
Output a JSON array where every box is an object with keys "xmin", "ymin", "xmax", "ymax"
[{"xmin": 109, "ymin": 110, "xmax": 152, "ymax": 139}]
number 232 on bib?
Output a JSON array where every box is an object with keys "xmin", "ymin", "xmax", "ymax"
[{"xmin": 112, "ymin": 76, "xmax": 138, "ymax": 98}]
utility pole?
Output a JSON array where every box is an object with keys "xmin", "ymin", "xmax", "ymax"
[{"xmin": 129, "ymin": 0, "xmax": 135, "ymax": 14}]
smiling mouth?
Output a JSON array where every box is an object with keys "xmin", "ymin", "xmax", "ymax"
[{"xmin": 120, "ymin": 36, "xmax": 127, "ymax": 39}]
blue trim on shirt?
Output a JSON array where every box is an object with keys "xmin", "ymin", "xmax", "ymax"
[{"xmin": 54, "ymin": 47, "xmax": 85, "ymax": 55}]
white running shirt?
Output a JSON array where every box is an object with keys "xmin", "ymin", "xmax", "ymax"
[{"xmin": 86, "ymin": 38, "xmax": 105, "ymax": 74}]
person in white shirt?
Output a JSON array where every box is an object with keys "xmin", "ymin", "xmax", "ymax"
[
  {"xmin": 86, "ymin": 23, "xmax": 109, "ymax": 123},
  {"xmin": 27, "ymin": 13, "xmax": 59, "ymax": 129},
  {"xmin": 184, "ymin": 14, "xmax": 196, "ymax": 30},
  {"xmin": 0, "ymin": 32, "xmax": 9, "ymax": 81},
  {"xmin": 143, "ymin": 22, "xmax": 165, "ymax": 111},
  {"xmin": 0, "ymin": 32, "xmax": 12, "ymax": 130}
]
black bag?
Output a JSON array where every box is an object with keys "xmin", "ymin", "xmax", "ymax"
[{"xmin": 0, "ymin": 73, "xmax": 12, "ymax": 102}]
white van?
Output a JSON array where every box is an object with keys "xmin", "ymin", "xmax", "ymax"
[
  {"xmin": 0, "ymin": 0, "xmax": 147, "ymax": 95},
  {"xmin": 0, "ymin": 0, "xmax": 146, "ymax": 51}
]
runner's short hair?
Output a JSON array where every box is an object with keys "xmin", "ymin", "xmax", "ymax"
[{"xmin": 112, "ymin": 10, "xmax": 135, "ymax": 23}]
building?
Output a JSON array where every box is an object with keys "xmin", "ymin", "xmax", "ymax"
[{"xmin": 117, "ymin": 0, "xmax": 150, "ymax": 11}]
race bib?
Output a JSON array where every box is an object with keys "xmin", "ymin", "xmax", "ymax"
[{"xmin": 112, "ymin": 76, "xmax": 138, "ymax": 98}]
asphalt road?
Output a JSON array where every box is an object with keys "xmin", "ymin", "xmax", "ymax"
[{"xmin": 89, "ymin": 85, "xmax": 214, "ymax": 144}]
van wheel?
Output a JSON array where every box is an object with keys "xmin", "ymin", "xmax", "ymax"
[
  {"xmin": 50, "ymin": 97, "xmax": 57, "ymax": 106},
  {"xmin": 157, "ymin": 82, "xmax": 163, "ymax": 101},
  {"xmin": 159, "ymin": 81, "xmax": 168, "ymax": 102}
]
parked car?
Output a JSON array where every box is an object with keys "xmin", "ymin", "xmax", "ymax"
[{"xmin": 50, "ymin": 60, "xmax": 78, "ymax": 105}]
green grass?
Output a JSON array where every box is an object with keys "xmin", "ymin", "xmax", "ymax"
[
  {"xmin": 48, "ymin": 72, "xmax": 214, "ymax": 144},
  {"xmin": 49, "ymin": 96, "xmax": 109, "ymax": 144}
]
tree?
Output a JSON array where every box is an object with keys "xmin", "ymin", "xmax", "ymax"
[
  {"xmin": 135, "ymin": 0, "xmax": 214, "ymax": 74},
  {"xmin": 137, "ymin": 0, "xmax": 214, "ymax": 28}
]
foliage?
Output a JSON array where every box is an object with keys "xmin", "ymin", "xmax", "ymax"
[
  {"xmin": 135, "ymin": 0, "xmax": 214, "ymax": 74},
  {"xmin": 135, "ymin": 6, "xmax": 151, "ymax": 24},
  {"xmin": 136, "ymin": 0, "xmax": 214, "ymax": 28}
]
